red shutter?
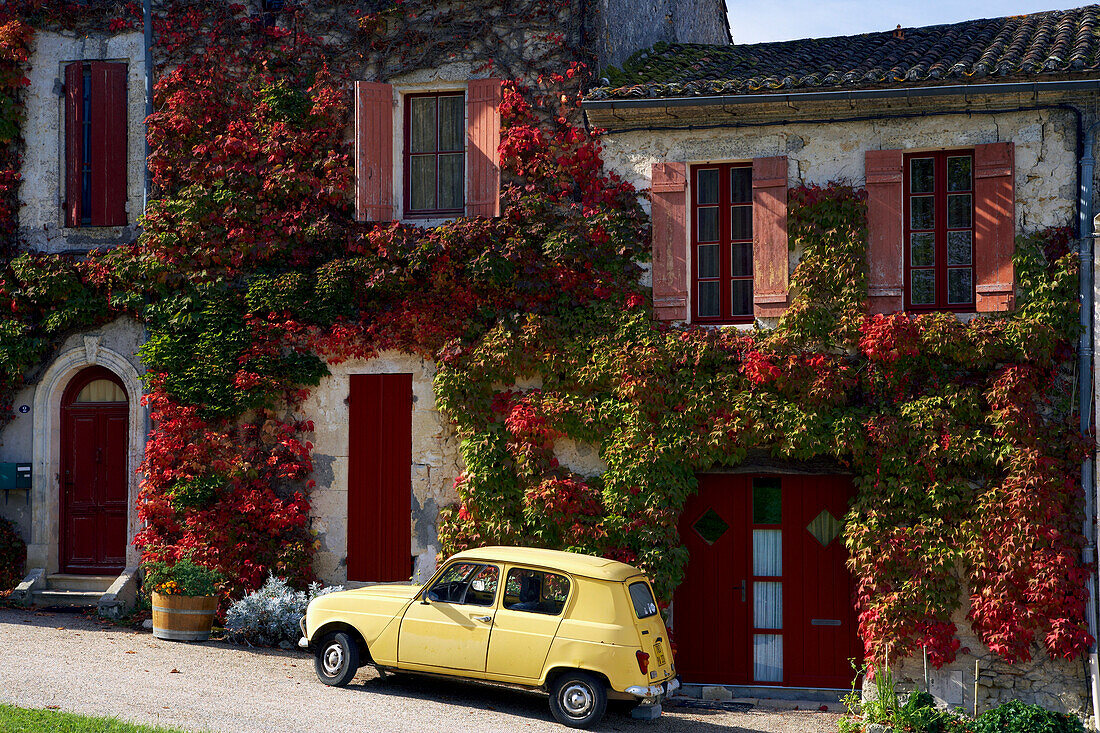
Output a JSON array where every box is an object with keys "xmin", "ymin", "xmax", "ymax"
[
  {"xmin": 751, "ymin": 155, "xmax": 789, "ymax": 318},
  {"xmin": 973, "ymin": 142, "xmax": 1016, "ymax": 312},
  {"xmin": 355, "ymin": 81, "xmax": 394, "ymax": 222},
  {"xmin": 64, "ymin": 62, "xmax": 82, "ymax": 228},
  {"xmin": 89, "ymin": 62, "xmax": 127, "ymax": 226},
  {"xmin": 865, "ymin": 149, "xmax": 905, "ymax": 314},
  {"xmin": 466, "ymin": 78, "xmax": 502, "ymax": 218},
  {"xmin": 651, "ymin": 162, "xmax": 688, "ymax": 321}
]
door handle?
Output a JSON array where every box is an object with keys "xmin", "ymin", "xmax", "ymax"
[
  {"xmin": 474, "ymin": 615, "xmax": 492, "ymax": 623},
  {"xmin": 740, "ymin": 580, "xmax": 746, "ymax": 603}
]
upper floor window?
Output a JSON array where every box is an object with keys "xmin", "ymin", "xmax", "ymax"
[
  {"xmin": 404, "ymin": 92, "xmax": 465, "ymax": 218},
  {"xmin": 691, "ymin": 163, "xmax": 754, "ymax": 324},
  {"xmin": 904, "ymin": 151, "xmax": 975, "ymax": 311},
  {"xmin": 64, "ymin": 61, "xmax": 127, "ymax": 228}
]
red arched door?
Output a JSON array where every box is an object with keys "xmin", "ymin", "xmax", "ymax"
[{"xmin": 60, "ymin": 366, "xmax": 129, "ymax": 575}]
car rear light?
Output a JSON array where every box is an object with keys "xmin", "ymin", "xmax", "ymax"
[{"xmin": 636, "ymin": 650, "xmax": 650, "ymax": 674}]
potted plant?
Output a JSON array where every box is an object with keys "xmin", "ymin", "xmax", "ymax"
[{"xmin": 142, "ymin": 558, "xmax": 223, "ymax": 642}]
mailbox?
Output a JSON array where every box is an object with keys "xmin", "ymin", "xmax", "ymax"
[{"xmin": 0, "ymin": 462, "xmax": 31, "ymax": 490}]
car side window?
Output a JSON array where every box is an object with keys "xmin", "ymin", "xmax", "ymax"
[
  {"xmin": 426, "ymin": 562, "xmax": 499, "ymax": 607},
  {"xmin": 503, "ymin": 568, "xmax": 570, "ymax": 615}
]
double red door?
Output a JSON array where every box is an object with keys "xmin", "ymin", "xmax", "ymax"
[{"xmin": 673, "ymin": 473, "xmax": 859, "ymax": 688}]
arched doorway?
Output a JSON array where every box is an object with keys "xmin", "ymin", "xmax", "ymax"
[{"xmin": 59, "ymin": 366, "xmax": 129, "ymax": 574}]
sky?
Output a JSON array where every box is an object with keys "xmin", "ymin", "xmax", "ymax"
[{"xmin": 726, "ymin": 1, "xmax": 1082, "ymax": 43}]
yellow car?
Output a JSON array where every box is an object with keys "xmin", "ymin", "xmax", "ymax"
[{"xmin": 298, "ymin": 546, "xmax": 679, "ymax": 728}]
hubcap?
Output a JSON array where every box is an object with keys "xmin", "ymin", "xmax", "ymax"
[
  {"xmin": 560, "ymin": 682, "xmax": 594, "ymax": 718},
  {"xmin": 322, "ymin": 642, "xmax": 344, "ymax": 676}
]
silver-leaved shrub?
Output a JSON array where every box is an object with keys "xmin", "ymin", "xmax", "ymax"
[{"xmin": 225, "ymin": 575, "xmax": 343, "ymax": 647}]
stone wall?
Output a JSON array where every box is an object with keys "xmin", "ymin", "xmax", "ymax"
[{"xmin": 588, "ymin": 0, "xmax": 731, "ymax": 71}]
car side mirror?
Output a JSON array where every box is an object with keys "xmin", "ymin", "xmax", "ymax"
[{"xmin": 421, "ymin": 589, "xmax": 432, "ymax": 605}]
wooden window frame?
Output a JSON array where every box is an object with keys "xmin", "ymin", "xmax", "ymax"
[
  {"xmin": 903, "ymin": 150, "xmax": 976, "ymax": 312},
  {"xmin": 402, "ymin": 91, "xmax": 465, "ymax": 219},
  {"xmin": 690, "ymin": 162, "xmax": 754, "ymax": 325}
]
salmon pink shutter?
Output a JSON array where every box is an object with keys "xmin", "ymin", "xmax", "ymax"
[
  {"xmin": 90, "ymin": 62, "xmax": 127, "ymax": 226},
  {"xmin": 651, "ymin": 162, "xmax": 688, "ymax": 321},
  {"xmin": 973, "ymin": 142, "xmax": 1016, "ymax": 312},
  {"xmin": 355, "ymin": 81, "xmax": 394, "ymax": 222},
  {"xmin": 466, "ymin": 78, "xmax": 502, "ymax": 218},
  {"xmin": 751, "ymin": 156, "xmax": 789, "ymax": 318},
  {"xmin": 865, "ymin": 149, "xmax": 905, "ymax": 314},
  {"xmin": 64, "ymin": 62, "xmax": 83, "ymax": 228}
]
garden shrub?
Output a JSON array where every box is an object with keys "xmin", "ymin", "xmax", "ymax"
[
  {"xmin": 225, "ymin": 575, "xmax": 342, "ymax": 647},
  {"xmin": 971, "ymin": 699, "xmax": 1084, "ymax": 733},
  {"xmin": 0, "ymin": 516, "xmax": 25, "ymax": 590}
]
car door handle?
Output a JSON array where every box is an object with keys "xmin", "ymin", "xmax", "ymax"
[{"xmin": 474, "ymin": 615, "xmax": 492, "ymax": 623}]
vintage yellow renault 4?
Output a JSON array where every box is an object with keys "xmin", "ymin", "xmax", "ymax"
[{"xmin": 299, "ymin": 546, "xmax": 678, "ymax": 728}]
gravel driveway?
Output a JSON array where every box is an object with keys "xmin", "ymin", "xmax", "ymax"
[{"xmin": 0, "ymin": 607, "xmax": 843, "ymax": 733}]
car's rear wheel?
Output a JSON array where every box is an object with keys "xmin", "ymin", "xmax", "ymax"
[
  {"xmin": 314, "ymin": 631, "xmax": 359, "ymax": 687},
  {"xmin": 549, "ymin": 671, "xmax": 607, "ymax": 728}
]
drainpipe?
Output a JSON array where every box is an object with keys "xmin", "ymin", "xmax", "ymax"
[
  {"xmin": 1078, "ymin": 118, "xmax": 1099, "ymax": 733},
  {"xmin": 142, "ymin": 0, "xmax": 152, "ymax": 214}
]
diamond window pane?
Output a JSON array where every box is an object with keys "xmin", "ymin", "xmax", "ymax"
[
  {"xmin": 410, "ymin": 156, "xmax": 436, "ymax": 210},
  {"xmin": 754, "ymin": 634, "xmax": 783, "ymax": 682},
  {"xmin": 732, "ymin": 280, "xmax": 753, "ymax": 317},
  {"xmin": 948, "ymin": 231, "xmax": 972, "ymax": 266},
  {"xmin": 753, "ymin": 529, "xmax": 782, "ymax": 576},
  {"xmin": 910, "ymin": 232, "xmax": 935, "ymax": 267},
  {"xmin": 948, "ymin": 268, "xmax": 973, "ymax": 305},
  {"xmin": 697, "ymin": 169, "xmax": 719, "ymax": 205},
  {"xmin": 698, "ymin": 281, "xmax": 720, "ymax": 318},
  {"xmin": 948, "ymin": 156, "xmax": 972, "ymax": 192},
  {"xmin": 807, "ymin": 509, "xmax": 841, "ymax": 547},
  {"xmin": 754, "ymin": 582, "xmax": 782, "ymax": 629},
  {"xmin": 438, "ymin": 153, "xmax": 464, "ymax": 210},
  {"xmin": 753, "ymin": 477, "xmax": 781, "ymax": 524},
  {"xmin": 692, "ymin": 508, "xmax": 729, "ymax": 545},
  {"xmin": 948, "ymin": 194, "xmax": 972, "ymax": 229},
  {"xmin": 911, "ymin": 269, "xmax": 936, "ymax": 305},
  {"xmin": 731, "ymin": 205, "xmax": 752, "ymax": 241},
  {"xmin": 731, "ymin": 167, "xmax": 752, "ymax": 203},
  {"xmin": 910, "ymin": 157, "xmax": 934, "ymax": 194},
  {"xmin": 910, "ymin": 196, "xmax": 934, "ymax": 230},
  {"xmin": 731, "ymin": 242, "xmax": 752, "ymax": 277},
  {"xmin": 438, "ymin": 95, "xmax": 464, "ymax": 151},
  {"xmin": 410, "ymin": 97, "xmax": 437, "ymax": 153},
  {"xmin": 698, "ymin": 207, "xmax": 719, "ymax": 242},
  {"xmin": 697, "ymin": 244, "xmax": 719, "ymax": 279}
]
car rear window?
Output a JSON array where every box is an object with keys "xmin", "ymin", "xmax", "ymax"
[{"xmin": 628, "ymin": 581, "xmax": 658, "ymax": 619}]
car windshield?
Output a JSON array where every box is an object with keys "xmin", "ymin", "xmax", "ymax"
[{"xmin": 628, "ymin": 581, "xmax": 658, "ymax": 619}]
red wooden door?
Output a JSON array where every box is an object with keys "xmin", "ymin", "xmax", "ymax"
[
  {"xmin": 347, "ymin": 373, "xmax": 412, "ymax": 582},
  {"xmin": 674, "ymin": 474, "xmax": 858, "ymax": 688},
  {"xmin": 60, "ymin": 367, "xmax": 128, "ymax": 575}
]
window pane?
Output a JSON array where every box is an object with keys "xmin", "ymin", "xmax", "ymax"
[
  {"xmin": 910, "ymin": 232, "xmax": 935, "ymax": 267},
  {"xmin": 753, "ymin": 477, "xmax": 781, "ymax": 524},
  {"xmin": 697, "ymin": 243, "xmax": 719, "ymax": 279},
  {"xmin": 754, "ymin": 634, "xmax": 783, "ymax": 682},
  {"xmin": 75, "ymin": 379, "xmax": 127, "ymax": 403},
  {"xmin": 948, "ymin": 268, "xmax": 973, "ymax": 305},
  {"xmin": 911, "ymin": 269, "xmax": 936, "ymax": 306},
  {"xmin": 692, "ymin": 507, "xmax": 730, "ymax": 544},
  {"xmin": 698, "ymin": 207, "xmax": 719, "ymax": 242},
  {"xmin": 948, "ymin": 194, "xmax": 972, "ymax": 229},
  {"xmin": 628, "ymin": 582, "xmax": 658, "ymax": 619},
  {"xmin": 731, "ymin": 242, "xmax": 752, "ymax": 277},
  {"xmin": 754, "ymin": 582, "xmax": 782, "ymax": 629},
  {"xmin": 910, "ymin": 196, "xmax": 934, "ymax": 230},
  {"xmin": 910, "ymin": 157, "xmax": 934, "ymax": 193},
  {"xmin": 948, "ymin": 231, "xmax": 972, "ymax": 266},
  {"xmin": 503, "ymin": 568, "xmax": 569, "ymax": 615},
  {"xmin": 428, "ymin": 562, "xmax": 479, "ymax": 602},
  {"xmin": 731, "ymin": 167, "xmax": 751, "ymax": 203},
  {"xmin": 410, "ymin": 156, "xmax": 436, "ymax": 210},
  {"xmin": 410, "ymin": 97, "xmax": 437, "ymax": 153},
  {"xmin": 438, "ymin": 95, "xmax": 464, "ymax": 152},
  {"xmin": 731, "ymin": 205, "xmax": 752, "ymax": 241},
  {"xmin": 698, "ymin": 281, "xmax": 720, "ymax": 317},
  {"xmin": 464, "ymin": 565, "xmax": 499, "ymax": 607},
  {"xmin": 948, "ymin": 156, "xmax": 972, "ymax": 192},
  {"xmin": 753, "ymin": 529, "xmax": 782, "ymax": 576},
  {"xmin": 438, "ymin": 153, "xmax": 463, "ymax": 210},
  {"xmin": 731, "ymin": 279, "xmax": 753, "ymax": 317},
  {"xmin": 697, "ymin": 169, "xmax": 719, "ymax": 205}
]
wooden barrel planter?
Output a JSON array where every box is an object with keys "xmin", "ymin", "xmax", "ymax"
[{"xmin": 151, "ymin": 592, "xmax": 218, "ymax": 641}]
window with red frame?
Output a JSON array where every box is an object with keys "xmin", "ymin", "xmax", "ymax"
[
  {"xmin": 404, "ymin": 92, "xmax": 464, "ymax": 218},
  {"xmin": 691, "ymin": 163, "xmax": 753, "ymax": 323},
  {"xmin": 904, "ymin": 151, "xmax": 975, "ymax": 310}
]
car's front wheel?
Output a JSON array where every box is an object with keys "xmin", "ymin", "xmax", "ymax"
[
  {"xmin": 549, "ymin": 671, "xmax": 607, "ymax": 728},
  {"xmin": 313, "ymin": 631, "xmax": 359, "ymax": 687}
]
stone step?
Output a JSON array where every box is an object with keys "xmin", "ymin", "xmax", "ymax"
[
  {"xmin": 31, "ymin": 589, "xmax": 104, "ymax": 607},
  {"xmin": 46, "ymin": 574, "xmax": 115, "ymax": 593}
]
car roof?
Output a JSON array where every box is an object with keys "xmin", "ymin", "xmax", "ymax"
[{"xmin": 449, "ymin": 546, "xmax": 645, "ymax": 582}]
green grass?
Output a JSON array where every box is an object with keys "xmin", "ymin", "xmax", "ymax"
[{"xmin": 0, "ymin": 704, "xmax": 192, "ymax": 733}]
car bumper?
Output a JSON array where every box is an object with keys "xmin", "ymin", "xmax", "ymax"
[
  {"xmin": 625, "ymin": 676, "xmax": 680, "ymax": 700},
  {"xmin": 297, "ymin": 616, "xmax": 309, "ymax": 648}
]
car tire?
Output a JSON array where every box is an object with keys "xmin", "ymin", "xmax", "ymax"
[
  {"xmin": 549, "ymin": 671, "xmax": 608, "ymax": 729},
  {"xmin": 313, "ymin": 631, "xmax": 359, "ymax": 687}
]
